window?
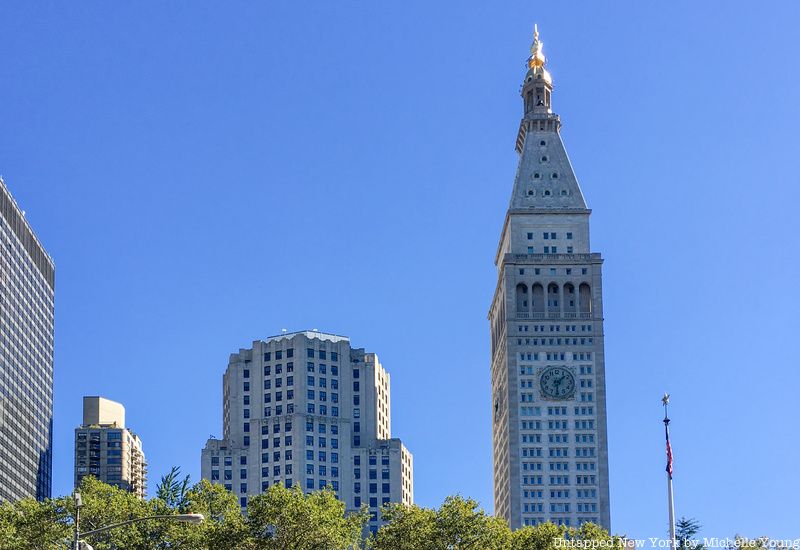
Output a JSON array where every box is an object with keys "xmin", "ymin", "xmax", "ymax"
[
  {"xmin": 243, "ymin": 369, "xmax": 249, "ymax": 378},
  {"xmin": 307, "ymin": 348, "xmax": 314, "ymax": 358},
  {"xmin": 527, "ymin": 232, "xmax": 533, "ymax": 240},
  {"xmin": 287, "ymin": 349, "xmax": 293, "ymax": 358},
  {"xmin": 567, "ymin": 232, "xmax": 573, "ymax": 239}
]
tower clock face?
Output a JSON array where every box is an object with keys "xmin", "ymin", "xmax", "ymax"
[{"xmin": 540, "ymin": 367, "xmax": 576, "ymax": 400}]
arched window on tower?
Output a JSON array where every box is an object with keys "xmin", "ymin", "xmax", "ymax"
[
  {"xmin": 516, "ymin": 283, "xmax": 529, "ymax": 316},
  {"xmin": 532, "ymin": 284, "xmax": 544, "ymax": 315},
  {"xmin": 547, "ymin": 283, "xmax": 559, "ymax": 312},
  {"xmin": 579, "ymin": 283, "xmax": 592, "ymax": 315},
  {"xmin": 563, "ymin": 283, "xmax": 576, "ymax": 314}
]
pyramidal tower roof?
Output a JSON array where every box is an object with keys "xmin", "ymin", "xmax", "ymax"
[{"xmin": 508, "ymin": 26, "xmax": 588, "ymax": 213}]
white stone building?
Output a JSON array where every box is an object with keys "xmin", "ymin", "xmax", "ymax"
[
  {"xmin": 201, "ymin": 330, "xmax": 413, "ymax": 535},
  {"xmin": 489, "ymin": 28, "xmax": 611, "ymax": 529}
]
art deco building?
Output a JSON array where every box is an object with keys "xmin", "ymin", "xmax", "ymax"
[
  {"xmin": 201, "ymin": 330, "xmax": 413, "ymax": 535},
  {"xmin": 74, "ymin": 396, "xmax": 147, "ymax": 498},
  {"xmin": 0, "ymin": 177, "xmax": 55, "ymax": 502},
  {"xmin": 488, "ymin": 28, "xmax": 611, "ymax": 529}
]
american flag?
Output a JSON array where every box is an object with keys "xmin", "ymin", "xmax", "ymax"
[{"xmin": 665, "ymin": 425, "xmax": 673, "ymax": 479}]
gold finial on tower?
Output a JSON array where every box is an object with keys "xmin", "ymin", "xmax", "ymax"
[{"xmin": 528, "ymin": 23, "xmax": 546, "ymax": 69}]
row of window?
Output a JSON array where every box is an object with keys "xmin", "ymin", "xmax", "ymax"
[
  {"xmin": 528, "ymin": 232, "xmax": 573, "ymax": 240},
  {"xmin": 519, "ymin": 353, "xmax": 592, "ymax": 364},
  {"xmin": 518, "ymin": 268, "xmax": 588, "ymax": 276},
  {"xmin": 353, "ymin": 482, "xmax": 392, "ymax": 494},
  {"xmin": 523, "ymin": 462, "xmax": 597, "ymax": 471},
  {"xmin": 523, "ymin": 475, "xmax": 598, "ymax": 486},
  {"xmin": 520, "ymin": 325, "xmax": 593, "ymax": 334},
  {"xmin": 263, "ymin": 349, "xmax": 340, "ymax": 362},
  {"xmin": 527, "ymin": 246, "xmax": 574, "ymax": 254},
  {"xmin": 516, "ymin": 338, "xmax": 594, "ymax": 347}
]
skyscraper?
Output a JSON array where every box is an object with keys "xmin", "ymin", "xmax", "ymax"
[
  {"xmin": 488, "ymin": 28, "xmax": 610, "ymax": 529},
  {"xmin": 201, "ymin": 330, "xmax": 413, "ymax": 535},
  {"xmin": 0, "ymin": 177, "xmax": 55, "ymax": 502},
  {"xmin": 74, "ymin": 396, "xmax": 147, "ymax": 498}
]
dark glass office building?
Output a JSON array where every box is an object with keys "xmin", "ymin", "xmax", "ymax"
[{"xmin": 0, "ymin": 177, "xmax": 54, "ymax": 501}]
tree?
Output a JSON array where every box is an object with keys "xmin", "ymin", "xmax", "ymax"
[
  {"xmin": 246, "ymin": 484, "xmax": 368, "ymax": 550},
  {"xmin": 510, "ymin": 521, "xmax": 565, "ymax": 550},
  {"xmin": 0, "ymin": 497, "xmax": 69, "ymax": 550},
  {"xmin": 676, "ymin": 517, "xmax": 703, "ymax": 550},
  {"xmin": 165, "ymin": 479, "xmax": 250, "ymax": 550},
  {"xmin": 155, "ymin": 466, "xmax": 192, "ymax": 512},
  {"xmin": 370, "ymin": 503, "xmax": 438, "ymax": 550},
  {"xmin": 371, "ymin": 495, "xmax": 510, "ymax": 550},
  {"xmin": 57, "ymin": 475, "xmax": 156, "ymax": 550}
]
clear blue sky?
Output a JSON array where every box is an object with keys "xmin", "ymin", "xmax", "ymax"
[{"xmin": 2, "ymin": 0, "xmax": 798, "ymax": 540}]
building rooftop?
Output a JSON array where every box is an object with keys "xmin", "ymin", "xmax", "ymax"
[{"xmin": 262, "ymin": 329, "xmax": 350, "ymax": 344}]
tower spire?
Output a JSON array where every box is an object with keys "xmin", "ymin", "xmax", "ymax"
[{"xmin": 528, "ymin": 24, "xmax": 546, "ymax": 70}]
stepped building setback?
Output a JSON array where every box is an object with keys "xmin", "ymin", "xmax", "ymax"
[{"xmin": 201, "ymin": 330, "xmax": 413, "ymax": 535}]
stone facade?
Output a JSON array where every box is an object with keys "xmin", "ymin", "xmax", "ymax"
[
  {"xmin": 74, "ymin": 396, "xmax": 147, "ymax": 498},
  {"xmin": 488, "ymin": 29, "xmax": 611, "ymax": 529},
  {"xmin": 0, "ymin": 177, "xmax": 54, "ymax": 502},
  {"xmin": 201, "ymin": 330, "xmax": 413, "ymax": 535}
]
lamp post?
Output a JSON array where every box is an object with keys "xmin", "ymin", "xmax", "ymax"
[{"xmin": 72, "ymin": 491, "xmax": 203, "ymax": 550}]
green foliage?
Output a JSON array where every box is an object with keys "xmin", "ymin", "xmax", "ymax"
[
  {"xmin": 171, "ymin": 479, "xmax": 250, "ymax": 550},
  {"xmin": 371, "ymin": 495, "xmax": 509, "ymax": 550},
  {"xmin": 0, "ymin": 497, "xmax": 69, "ymax": 550},
  {"xmin": 156, "ymin": 466, "xmax": 192, "ymax": 512},
  {"xmin": 676, "ymin": 517, "xmax": 704, "ymax": 550},
  {"xmin": 246, "ymin": 484, "xmax": 368, "ymax": 550},
  {"xmin": 372, "ymin": 497, "xmax": 623, "ymax": 550},
  {"xmin": 510, "ymin": 521, "xmax": 566, "ymax": 550},
  {"xmin": 0, "ymin": 479, "xmax": 627, "ymax": 550}
]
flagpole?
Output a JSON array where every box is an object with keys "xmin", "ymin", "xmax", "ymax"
[{"xmin": 663, "ymin": 393, "xmax": 676, "ymax": 549}]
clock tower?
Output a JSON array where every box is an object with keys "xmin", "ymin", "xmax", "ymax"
[{"xmin": 488, "ymin": 26, "xmax": 611, "ymax": 529}]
